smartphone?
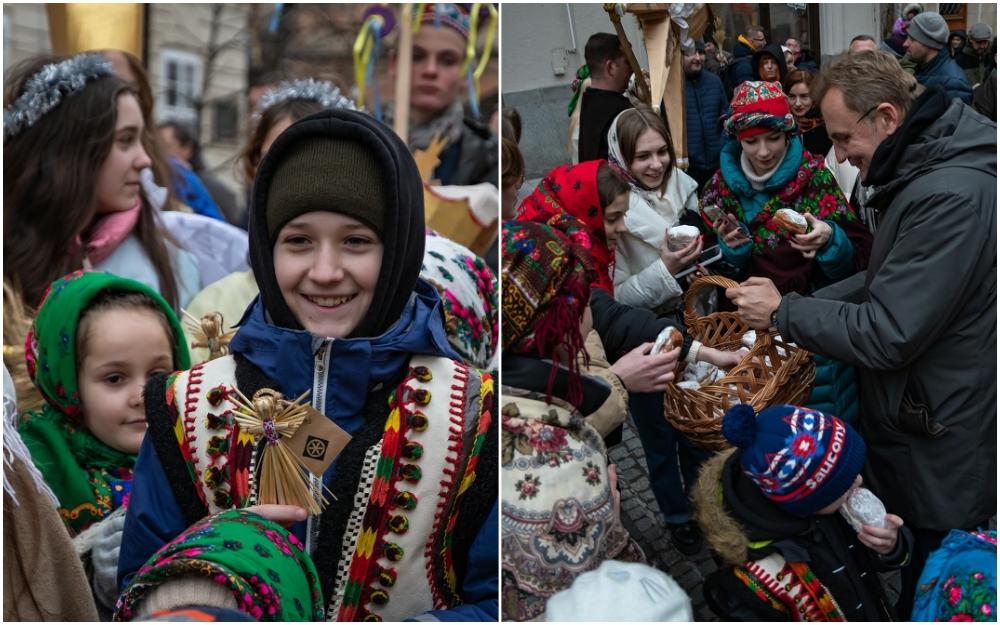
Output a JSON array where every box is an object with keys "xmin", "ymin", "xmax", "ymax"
[{"xmin": 675, "ymin": 245, "xmax": 722, "ymax": 278}]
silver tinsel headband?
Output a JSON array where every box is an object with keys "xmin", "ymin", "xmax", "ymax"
[
  {"xmin": 255, "ymin": 78, "xmax": 357, "ymax": 118},
  {"xmin": 3, "ymin": 52, "xmax": 115, "ymax": 141}
]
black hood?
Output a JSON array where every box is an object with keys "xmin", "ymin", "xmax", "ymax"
[
  {"xmin": 720, "ymin": 450, "xmax": 810, "ymax": 543},
  {"xmin": 752, "ymin": 43, "xmax": 789, "ymax": 82},
  {"xmin": 248, "ymin": 108, "xmax": 426, "ymax": 338}
]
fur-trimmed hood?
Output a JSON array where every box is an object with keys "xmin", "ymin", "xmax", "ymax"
[
  {"xmin": 693, "ymin": 447, "xmax": 813, "ymax": 566},
  {"xmin": 692, "ymin": 449, "xmax": 750, "ymax": 566}
]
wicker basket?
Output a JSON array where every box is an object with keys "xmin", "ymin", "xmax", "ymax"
[{"xmin": 663, "ymin": 275, "xmax": 816, "ymax": 451}]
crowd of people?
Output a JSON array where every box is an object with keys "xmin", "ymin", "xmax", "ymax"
[
  {"xmin": 502, "ymin": 9, "xmax": 996, "ymax": 622},
  {"xmin": 4, "ymin": 3, "xmax": 500, "ymax": 621}
]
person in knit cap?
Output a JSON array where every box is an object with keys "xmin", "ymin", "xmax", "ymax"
[
  {"xmin": 500, "ymin": 220, "xmax": 644, "ymax": 621},
  {"xmin": 119, "ymin": 108, "xmax": 498, "ymax": 621},
  {"xmin": 905, "ymin": 11, "xmax": 973, "ymax": 103},
  {"xmin": 692, "ymin": 404, "xmax": 914, "ymax": 621},
  {"xmin": 957, "ymin": 23, "xmax": 997, "ymax": 86},
  {"xmin": 700, "ymin": 80, "xmax": 871, "ymax": 425}
]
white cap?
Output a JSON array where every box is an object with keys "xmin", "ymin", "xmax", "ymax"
[{"xmin": 545, "ymin": 560, "xmax": 694, "ymax": 622}]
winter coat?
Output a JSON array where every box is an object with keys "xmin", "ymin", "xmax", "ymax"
[
  {"xmin": 809, "ymin": 355, "xmax": 859, "ymax": 426},
  {"xmin": 4, "ymin": 420, "xmax": 99, "ymax": 622},
  {"xmin": 580, "ymin": 329, "xmax": 629, "ymax": 438},
  {"xmin": 973, "ymin": 68, "xmax": 997, "ymax": 121},
  {"xmin": 613, "ymin": 168, "xmax": 701, "ymax": 312},
  {"xmin": 915, "ymin": 51, "xmax": 973, "ymax": 104},
  {"xmin": 751, "ymin": 43, "xmax": 789, "ymax": 83},
  {"xmin": 956, "ymin": 44, "xmax": 996, "ymax": 86},
  {"xmin": 95, "ymin": 233, "xmax": 200, "ymax": 309},
  {"xmin": 724, "ymin": 40, "xmax": 756, "ymax": 97},
  {"xmin": 684, "ymin": 70, "xmax": 730, "ymax": 173},
  {"xmin": 119, "ymin": 284, "xmax": 499, "ymax": 621},
  {"xmin": 775, "ymin": 90, "xmax": 997, "ymax": 531},
  {"xmin": 438, "ymin": 118, "xmax": 499, "ymax": 187},
  {"xmin": 693, "ymin": 450, "xmax": 913, "ymax": 621},
  {"xmin": 578, "ymin": 88, "xmax": 631, "ymax": 162},
  {"xmin": 167, "ymin": 158, "xmax": 225, "ymax": 221}
]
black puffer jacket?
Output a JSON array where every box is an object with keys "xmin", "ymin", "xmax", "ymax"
[
  {"xmin": 694, "ymin": 450, "xmax": 912, "ymax": 621},
  {"xmin": 589, "ymin": 288, "xmax": 692, "ymax": 363},
  {"xmin": 776, "ymin": 89, "xmax": 997, "ymax": 531}
]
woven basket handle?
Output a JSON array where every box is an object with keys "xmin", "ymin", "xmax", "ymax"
[{"xmin": 683, "ymin": 275, "xmax": 740, "ymax": 330}]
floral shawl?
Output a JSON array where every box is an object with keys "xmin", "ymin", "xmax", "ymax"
[
  {"xmin": 17, "ymin": 270, "xmax": 190, "ymax": 533},
  {"xmin": 516, "ymin": 160, "xmax": 616, "ymax": 294},
  {"xmin": 700, "ymin": 146, "xmax": 873, "ymax": 294}
]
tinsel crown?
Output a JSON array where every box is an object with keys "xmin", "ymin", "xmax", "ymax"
[
  {"xmin": 255, "ymin": 78, "xmax": 357, "ymax": 118},
  {"xmin": 3, "ymin": 52, "xmax": 114, "ymax": 141}
]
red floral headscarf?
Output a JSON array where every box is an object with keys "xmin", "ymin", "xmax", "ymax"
[{"xmin": 515, "ymin": 160, "xmax": 616, "ymax": 294}]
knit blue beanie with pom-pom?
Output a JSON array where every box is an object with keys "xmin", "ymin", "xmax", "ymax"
[{"xmin": 722, "ymin": 404, "xmax": 866, "ymax": 517}]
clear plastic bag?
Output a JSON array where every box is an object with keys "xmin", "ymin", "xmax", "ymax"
[{"xmin": 839, "ymin": 486, "xmax": 887, "ymax": 532}]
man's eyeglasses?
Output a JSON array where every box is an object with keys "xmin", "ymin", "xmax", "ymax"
[{"xmin": 856, "ymin": 103, "xmax": 882, "ymax": 123}]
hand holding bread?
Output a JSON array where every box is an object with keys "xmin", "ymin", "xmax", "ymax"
[
  {"xmin": 788, "ymin": 212, "xmax": 832, "ymax": 259},
  {"xmin": 660, "ymin": 227, "xmax": 703, "ymax": 275}
]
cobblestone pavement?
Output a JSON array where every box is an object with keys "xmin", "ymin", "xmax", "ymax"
[{"xmin": 608, "ymin": 416, "xmax": 721, "ymax": 622}]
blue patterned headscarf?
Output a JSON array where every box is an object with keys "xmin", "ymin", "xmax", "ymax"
[{"xmin": 911, "ymin": 530, "xmax": 997, "ymax": 622}]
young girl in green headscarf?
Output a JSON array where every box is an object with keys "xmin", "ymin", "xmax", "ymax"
[{"xmin": 17, "ymin": 270, "xmax": 190, "ymax": 609}]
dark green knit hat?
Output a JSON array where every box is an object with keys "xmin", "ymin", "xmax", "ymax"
[{"xmin": 265, "ymin": 136, "xmax": 386, "ymax": 242}]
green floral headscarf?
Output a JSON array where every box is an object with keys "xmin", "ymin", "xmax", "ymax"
[
  {"xmin": 17, "ymin": 270, "xmax": 190, "ymax": 532},
  {"xmin": 114, "ymin": 509, "xmax": 325, "ymax": 621}
]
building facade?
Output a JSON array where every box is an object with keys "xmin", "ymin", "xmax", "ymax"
[
  {"xmin": 501, "ymin": 3, "xmax": 996, "ymax": 178},
  {"xmin": 4, "ymin": 3, "xmax": 249, "ymax": 199}
]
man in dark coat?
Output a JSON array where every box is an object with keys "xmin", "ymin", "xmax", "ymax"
[
  {"xmin": 904, "ymin": 11, "xmax": 973, "ymax": 103},
  {"xmin": 724, "ymin": 25, "xmax": 766, "ymax": 97},
  {"xmin": 972, "ymin": 67, "xmax": 997, "ymax": 121},
  {"xmin": 785, "ymin": 36, "xmax": 818, "ymax": 71},
  {"xmin": 578, "ymin": 33, "xmax": 632, "ymax": 162},
  {"xmin": 682, "ymin": 41, "xmax": 730, "ymax": 190},
  {"xmin": 725, "ymin": 50, "xmax": 996, "ymax": 618},
  {"xmin": 956, "ymin": 23, "xmax": 996, "ymax": 86}
]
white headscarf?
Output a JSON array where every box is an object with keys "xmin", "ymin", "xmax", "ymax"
[{"xmin": 606, "ymin": 108, "xmax": 697, "ymax": 227}]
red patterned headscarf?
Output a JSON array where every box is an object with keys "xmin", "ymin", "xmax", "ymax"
[{"xmin": 515, "ymin": 160, "xmax": 616, "ymax": 293}]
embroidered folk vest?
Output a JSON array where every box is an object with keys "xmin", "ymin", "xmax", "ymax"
[
  {"xmin": 735, "ymin": 552, "xmax": 847, "ymax": 622},
  {"xmin": 152, "ymin": 353, "xmax": 494, "ymax": 621}
]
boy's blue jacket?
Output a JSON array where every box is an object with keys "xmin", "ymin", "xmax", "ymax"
[{"xmin": 118, "ymin": 282, "xmax": 498, "ymax": 620}]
